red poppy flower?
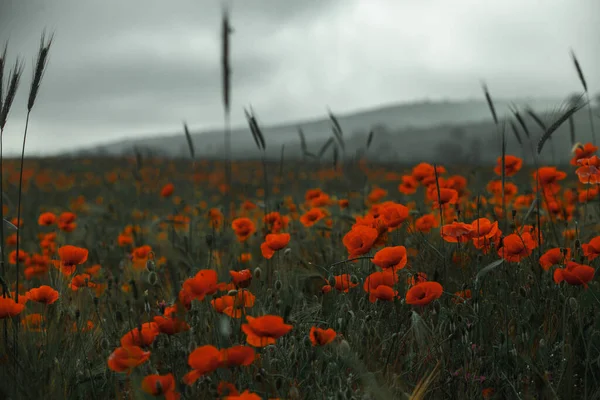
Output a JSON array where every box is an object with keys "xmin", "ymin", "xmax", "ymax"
[
  {"xmin": 230, "ymin": 269, "xmax": 252, "ymax": 288},
  {"xmin": 406, "ymin": 281, "xmax": 443, "ymax": 306},
  {"xmin": 539, "ymin": 248, "xmax": 570, "ymax": 271},
  {"xmin": 120, "ymin": 322, "xmax": 160, "ymax": 347},
  {"xmin": 309, "ymin": 326, "xmax": 337, "ymax": 346},
  {"xmin": 182, "ymin": 269, "xmax": 219, "ymax": 301},
  {"xmin": 415, "ymin": 214, "xmax": 438, "ymax": 233},
  {"xmin": 372, "ymin": 246, "xmax": 408, "ymax": 270},
  {"xmin": 553, "ymin": 261, "xmax": 595, "ymax": 288},
  {"xmin": 161, "ymin": 183, "xmax": 175, "ymax": 198},
  {"xmin": 582, "ymin": 236, "xmax": 600, "ymax": 261},
  {"xmin": 38, "ymin": 212, "xmax": 56, "ymax": 226},
  {"xmin": 570, "ymin": 142, "xmax": 598, "ymax": 166},
  {"xmin": 27, "ymin": 285, "xmax": 59, "ymax": 305},
  {"xmin": 260, "ymin": 233, "xmax": 290, "ymax": 259},
  {"xmin": 141, "ymin": 373, "xmax": 180, "ymax": 400},
  {"xmin": 498, "ymin": 233, "xmax": 536, "ymax": 262},
  {"xmin": 183, "ymin": 345, "xmax": 222, "ymax": 385},
  {"xmin": 242, "ymin": 315, "xmax": 292, "ymax": 347},
  {"xmin": 300, "ymin": 208, "xmax": 327, "ymax": 227},
  {"xmin": 343, "ymin": 225, "xmax": 378, "ymax": 258},
  {"xmin": 494, "ymin": 155, "xmax": 523, "ymax": 177},
  {"xmin": 232, "ymin": 218, "xmax": 256, "ymax": 242},
  {"xmin": 57, "ymin": 245, "xmax": 88, "ymax": 275},
  {"xmin": 0, "ymin": 296, "xmax": 26, "ymax": 319},
  {"xmin": 219, "ymin": 345, "xmax": 256, "ymax": 367},
  {"xmin": 107, "ymin": 346, "xmax": 151, "ymax": 374}
]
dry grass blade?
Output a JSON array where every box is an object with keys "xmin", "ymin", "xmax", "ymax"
[
  {"xmin": 28, "ymin": 31, "xmax": 53, "ymax": 112},
  {"xmin": 183, "ymin": 122, "xmax": 195, "ymax": 160},
  {"xmin": 133, "ymin": 146, "xmax": 143, "ymax": 171},
  {"xmin": 537, "ymin": 95, "xmax": 586, "ymax": 154},
  {"xmin": 328, "ymin": 110, "xmax": 345, "ymax": 151},
  {"xmin": 298, "ymin": 127, "xmax": 307, "ymax": 154},
  {"xmin": 509, "ymin": 120, "xmax": 523, "ymax": 146},
  {"xmin": 482, "ymin": 83, "xmax": 498, "ymax": 125},
  {"xmin": 526, "ymin": 108, "xmax": 547, "ymax": 131},
  {"xmin": 333, "ymin": 144, "xmax": 338, "ymax": 169},
  {"xmin": 279, "ymin": 144, "xmax": 285, "ymax": 176},
  {"xmin": 512, "ymin": 108, "xmax": 531, "ymax": 139},
  {"xmin": 0, "ymin": 58, "xmax": 24, "ymax": 130},
  {"xmin": 570, "ymin": 49, "xmax": 587, "ymax": 92},
  {"xmin": 501, "ymin": 122, "xmax": 507, "ymax": 232},
  {"xmin": 221, "ymin": 7, "xmax": 232, "ymax": 114},
  {"xmin": 409, "ymin": 361, "xmax": 441, "ymax": 400},
  {"xmin": 0, "ymin": 42, "xmax": 7, "ymax": 116},
  {"xmin": 474, "ymin": 259, "xmax": 504, "ymax": 287},
  {"xmin": 318, "ymin": 137, "xmax": 334, "ymax": 159},
  {"xmin": 568, "ymin": 116, "xmax": 575, "ymax": 147},
  {"xmin": 244, "ymin": 108, "xmax": 266, "ymax": 151},
  {"xmin": 366, "ymin": 129, "xmax": 375, "ymax": 150}
]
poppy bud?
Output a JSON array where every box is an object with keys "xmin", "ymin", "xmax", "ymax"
[
  {"xmin": 146, "ymin": 259, "xmax": 156, "ymax": 272},
  {"xmin": 115, "ymin": 310, "xmax": 123, "ymax": 323},
  {"xmin": 337, "ymin": 339, "xmax": 350, "ymax": 357},
  {"xmin": 511, "ymin": 209, "xmax": 517, "ymax": 219},
  {"xmin": 275, "ymin": 377, "xmax": 283, "ymax": 390},
  {"xmin": 75, "ymin": 309, "xmax": 80, "ymax": 319},
  {"xmin": 284, "ymin": 248, "xmax": 292, "ymax": 257},
  {"xmin": 253, "ymin": 267, "xmax": 262, "ymax": 280},
  {"xmin": 93, "ymin": 297, "xmax": 99, "ymax": 307},
  {"xmin": 99, "ymin": 337, "xmax": 110, "ymax": 350},
  {"xmin": 147, "ymin": 271, "xmax": 158, "ymax": 286},
  {"xmin": 519, "ymin": 287, "xmax": 527, "ymax": 298},
  {"xmin": 205, "ymin": 234, "xmax": 214, "ymax": 247},
  {"xmin": 575, "ymin": 239, "xmax": 581, "ymax": 249},
  {"xmin": 568, "ymin": 297, "xmax": 578, "ymax": 311},
  {"xmin": 227, "ymin": 289, "xmax": 238, "ymax": 296},
  {"xmin": 274, "ymin": 280, "xmax": 283, "ymax": 291},
  {"xmin": 289, "ymin": 385, "xmax": 301, "ymax": 400}
]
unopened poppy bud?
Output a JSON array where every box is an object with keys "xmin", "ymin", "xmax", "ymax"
[
  {"xmin": 284, "ymin": 248, "xmax": 292, "ymax": 257},
  {"xmin": 253, "ymin": 267, "xmax": 262, "ymax": 279},
  {"xmin": 275, "ymin": 377, "xmax": 283, "ymax": 390},
  {"xmin": 147, "ymin": 271, "xmax": 158, "ymax": 286},
  {"xmin": 227, "ymin": 289, "xmax": 238, "ymax": 296},
  {"xmin": 575, "ymin": 239, "xmax": 581, "ymax": 249},
  {"xmin": 146, "ymin": 259, "xmax": 156, "ymax": 271},
  {"xmin": 519, "ymin": 287, "xmax": 527, "ymax": 298},
  {"xmin": 75, "ymin": 309, "xmax": 80, "ymax": 319},
  {"xmin": 337, "ymin": 339, "xmax": 350, "ymax": 357},
  {"xmin": 568, "ymin": 297, "xmax": 578, "ymax": 311},
  {"xmin": 274, "ymin": 280, "xmax": 283, "ymax": 291},
  {"xmin": 288, "ymin": 385, "xmax": 301, "ymax": 400}
]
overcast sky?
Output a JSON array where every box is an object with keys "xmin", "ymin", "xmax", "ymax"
[{"xmin": 0, "ymin": 0, "xmax": 599, "ymax": 155}]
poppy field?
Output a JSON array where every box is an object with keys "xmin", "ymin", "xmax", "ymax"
[{"xmin": 0, "ymin": 144, "xmax": 600, "ymax": 400}]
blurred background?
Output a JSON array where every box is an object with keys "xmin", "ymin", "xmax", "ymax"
[{"xmin": 1, "ymin": 0, "xmax": 599, "ymax": 164}]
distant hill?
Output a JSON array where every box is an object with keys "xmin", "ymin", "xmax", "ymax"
[{"xmin": 71, "ymin": 97, "xmax": 599, "ymax": 165}]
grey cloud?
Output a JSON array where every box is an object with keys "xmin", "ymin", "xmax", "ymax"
[{"xmin": 0, "ymin": 0, "xmax": 599, "ymax": 155}]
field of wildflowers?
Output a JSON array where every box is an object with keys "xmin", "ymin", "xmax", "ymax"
[{"xmin": 2, "ymin": 18, "xmax": 600, "ymax": 400}]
